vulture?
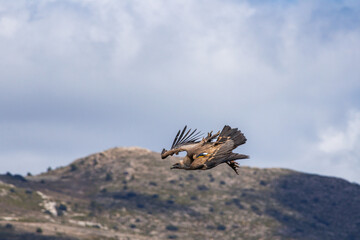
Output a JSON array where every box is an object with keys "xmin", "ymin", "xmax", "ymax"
[{"xmin": 161, "ymin": 125, "xmax": 249, "ymax": 174}]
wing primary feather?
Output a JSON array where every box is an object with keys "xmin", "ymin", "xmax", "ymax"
[
  {"xmin": 187, "ymin": 131, "xmax": 201, "ymax": 141},
  {"xmin": 186, "ymin": 131, "xmax": 202, "ymax": 143},
  {"xmin": 171, "ymin": 129, "xmax": 181, "ymax": 149},
  {"xmin": 177, "ymin": 125, "xmax": 188, "ymax": 146},
  {"xmin": 179, "ymin": 128, "xmax": 192, "ymax": 145},
  {"xmin": 173, "ymin": 125, "xmax": 187, "ymax": 148},
  {"xmin": 179, "ymin": 129, "xmax": 201, "ymax": 145},
  {"xmin": 181, "ymin": 128, "xmax": 197, "ymax": 143},
  {"xmin": 170, "ymin": 126, "xmax": 203, "ymax": 150}
]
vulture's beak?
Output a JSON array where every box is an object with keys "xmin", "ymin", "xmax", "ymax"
[{"xmin": 171, "ymin": 163, "xmax": 180, "ymax": 169}]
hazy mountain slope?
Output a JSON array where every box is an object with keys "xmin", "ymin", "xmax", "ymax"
[{"xmin": 0, "ymin": 147, "xmax": 359, "ymax": 240}]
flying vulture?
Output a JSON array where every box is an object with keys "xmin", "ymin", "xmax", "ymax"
[{"xmin": 161, "ymin": 125, "xmax": 249, "ymax": 174}]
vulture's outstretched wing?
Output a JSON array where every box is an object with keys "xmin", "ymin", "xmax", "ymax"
[
  {"xmin": 190, "ymin": 126, "xmax": 248, "ymax": 173},
  {"xmin": 161, "ymin": 126, "xmax": 202, "ymax": 159}
]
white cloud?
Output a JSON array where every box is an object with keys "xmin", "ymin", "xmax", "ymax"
[
  {"xmin": 0, "ymin": 17, "xmax": 20, "ymax": 37},
  {"xmin": 318, "ymin": 111, "xmax": 360, "ymax": 153},
  {"xmin": 296, "ymin": 110, "xmax": 360, "ymax": 183}
]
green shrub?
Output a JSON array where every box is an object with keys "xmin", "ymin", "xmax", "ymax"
[
  {"xmin": 5, "ymin": 223, "xmax": 13, "ymax": 229},
  {"xmin": 166, "ymin": 225, "xmax": 179, "ymax": 231},
  {"xmin": 70, "ymin": 164, "xmax": 78, "ymax": 171},
  {"xmin": 105, "ymin": 173, "xmax": 113, "ymax": 181}
]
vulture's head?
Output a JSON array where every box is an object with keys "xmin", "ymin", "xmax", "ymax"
[
  {"xmin": 171, "ymin": 160, "xmax": 189, "ymax": 169},
  {"xmin": 170, "ymin": 163, "xmax": 182, "ymax": 169}
]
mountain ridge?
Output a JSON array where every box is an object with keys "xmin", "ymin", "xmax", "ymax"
[{"xmin": 0, "ymin": 146, "xmax": 359, "ymax": 240}]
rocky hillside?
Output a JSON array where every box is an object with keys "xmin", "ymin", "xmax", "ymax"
[{"xmin": 0, "ymin": 147, "xmax": 360, "ymax": 240}]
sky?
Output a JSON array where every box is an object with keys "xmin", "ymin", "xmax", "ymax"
[{"xmin": 1, "ymin": 0, "xmax": 360, "ymax": 183}]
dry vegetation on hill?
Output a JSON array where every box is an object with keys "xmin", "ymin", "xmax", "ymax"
[{"xmin": 0, "ymin": 147, "xmax": 360, "ymax": 240}]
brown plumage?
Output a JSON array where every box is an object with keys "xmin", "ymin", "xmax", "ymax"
[{"xmin": 161, "ymin": 125, "xmax": 249, "ymax": 174}]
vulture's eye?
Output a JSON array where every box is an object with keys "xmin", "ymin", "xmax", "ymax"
[{"xmin": 196, "ymin": 153, "xmax": 208, "ymax": 158}]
